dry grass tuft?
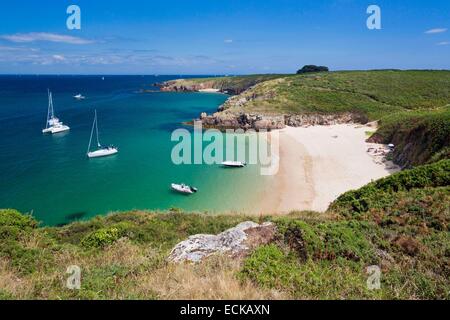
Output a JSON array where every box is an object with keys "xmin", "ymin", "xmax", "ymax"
[{"xmin": 134, "ymin": 256, "xmax": 287, "ymax": 300}]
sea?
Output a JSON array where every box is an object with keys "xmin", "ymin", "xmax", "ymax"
[{"xmin": 0, "ymin": 75, "xmax": 268, "ymax": 226}]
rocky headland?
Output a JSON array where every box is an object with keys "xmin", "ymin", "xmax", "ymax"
[{"xmin": 158, "ymin": 78, "xmax": 369, "ymax": 131}]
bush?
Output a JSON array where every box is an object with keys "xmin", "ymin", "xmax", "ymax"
[
  {"xmin": 296, "ymin": 65, "xmax": 329, "ymax": 74},
  {"xmin": 81, "ymin": 223, "xmax": 131, "ymax": 248},
  {"xmin": 0, "ymin": 209, "xmax": 37, "ymax": 229},
  {"xmin": 277, "ymin": 219, "xmax": 377, "ymax": 263}
]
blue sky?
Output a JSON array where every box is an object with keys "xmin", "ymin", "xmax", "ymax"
[{"xmin": 0, "ymin": 0, "xmax": 449, "ymax": 74}]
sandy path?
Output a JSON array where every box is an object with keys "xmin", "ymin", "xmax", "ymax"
[{"xmin": 260, "ymin": 124, "xmax": 399, "ymax": 213}]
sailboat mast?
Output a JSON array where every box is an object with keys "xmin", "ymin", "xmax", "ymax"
[
  {"xmin": 87, "ymin": 111, "xmax": 96, "ymax": 155},
  {"xmin": 49, "ymin": 90, "xmax": 55, "ymax": 119},
  {"xmin": 95, "ymin": 110, "xmax": 101, "ymax": 147},
  {"xmin": 45, "ymin": 89, "xmax": 51, "ymax": 128}
]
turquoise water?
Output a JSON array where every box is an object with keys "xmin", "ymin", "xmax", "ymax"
[{"xmin": 0, "ymin": 75, "xmax": 267, "ymax": 226}]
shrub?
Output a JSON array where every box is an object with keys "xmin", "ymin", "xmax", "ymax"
[
  {"xmin": 296, "ymin": 65, "xmax": 329, "ymax": 74},
  {"xmin": 277, "ymin": 219, "xmax": 377, "ymax": 263},
  {"xmin": 0, "ymin": 209, "xmax": 37, "ymax": 229},
  {"xmin": 81, "ymin": 223, "xmax": 131, "ymax": 248}
]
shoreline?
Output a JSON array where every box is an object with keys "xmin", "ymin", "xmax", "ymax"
[{"xmin": 258, "ymin": 124, "xmax": 400, "ymax": 214}]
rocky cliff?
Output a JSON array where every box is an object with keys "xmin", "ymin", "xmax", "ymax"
[{"xmin": 197, "ymin": 110, "xmax": 366, "ymax": 131}]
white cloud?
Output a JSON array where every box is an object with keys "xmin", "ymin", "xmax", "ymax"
[
  {"xmin": 0, "ymin": 32, "xmax": 94, "ymax": 44},
  {"xmin": 52, "ymin": 54, "xmax": 66, "ymax": 61},
  {"xmin": 424, "ymin": 28, "xmax": 447, "ymax": 34},
  {"xmin": 437, "ymin": 41, "xmax": 450, "ymax": 46},
  {"xmin": 224, "ymin": 39, "xmax": 233, "ymax": 43}
]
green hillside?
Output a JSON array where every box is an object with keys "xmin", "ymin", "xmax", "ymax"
[
  {"xmin": 217, "ymin": 70, "xmax": 450, "ymax": 120},
  {"xmin": 370, "ymin": 107, "xmax": 450, "ymax": 167}
]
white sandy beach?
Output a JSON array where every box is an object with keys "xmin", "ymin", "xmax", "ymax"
[
  {"xmin": 260, "ymin": 124, "xmax": 400, "ymax": 213},
  {"xmin": 198, "ymin": 88, "xmax": 221, "ymax": 93}
]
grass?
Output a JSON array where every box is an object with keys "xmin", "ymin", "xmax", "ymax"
[{"xmin": 210, "ymin": 70, "xmax": 450, "ymax": 120}]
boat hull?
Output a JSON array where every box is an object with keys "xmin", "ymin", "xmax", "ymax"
[
  {"xmin": 171, "ymin": 184, "xmax": 197, "ymax": 194},
  {"xmin": 87, "ymin": 148, "xmax": 118, "ymax": 158},
  {"xmin": 42, "ymin": 125, "xmax": 70, "ymax": 134},
  {"xmin": 221, "ymin": 161, "xmax": 246, "ymax": 168}
]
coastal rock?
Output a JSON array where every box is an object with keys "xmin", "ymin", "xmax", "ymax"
[
  {"xmin": 198, "ymin": 111, "xmax": 285, "ymax": 131},
  {"xmin": 167, "ymin": 221, "xmax": 277, "ymax": 263},
  {"xmin": 285, "ymin": 112, "xmax": 368, "ymax": 127}
]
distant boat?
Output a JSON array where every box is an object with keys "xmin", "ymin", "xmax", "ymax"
[
  {"xmin": 221, "ymin": 161, "xmax": 247, "ymax": 168},
  {"xmin": 102, "ymin": 76, "xmax": 105, "ymax": 81},
  {"xmin": 42, "ymin": 90, "xmax": 70, "ymax": 134},
  {"xmin": 171, "ymin": 183, "xmax": 198, "ymax": 194},
  {"xmin": 73, "ymin": 94, "xmax": 86, "ymax": 100},
  {"xmin": 87, "ymin": 110, "xmax": 118, "ymax": 158}
]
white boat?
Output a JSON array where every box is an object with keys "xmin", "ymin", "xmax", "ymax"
[
  {"xmin": 171, "ymin": 183, "xmax": 198, "ymax": 194},
  {"xmin": 42, "ymin": 90, "xmax": 70, "ymax": 134},
  {"xmin": 87, "ymin": 110, "xmax": 118, "ymax": 158},
  {"xmin": 73, "ymin": 94, "xmax": 86, "ymax": 100},
  {"xmin": 221, "ymin": 161, "xmax": 247, "ymax": 168}
]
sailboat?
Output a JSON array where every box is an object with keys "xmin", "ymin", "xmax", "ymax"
[
  {"xmin": 87, "ymin": 110, "xmax": 118, "ymax": 158},
  {"xmin": 42, "ymin": 90, "xmax": 70, "ymax": 134}
]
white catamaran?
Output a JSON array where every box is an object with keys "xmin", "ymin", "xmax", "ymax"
[
  {"xmin": 42, "ymin": 90, "xmax": 70, "ymax": 134},
  {"xmin": 87, "ymin": 110, "xmax": 118, "ymax": 158}
]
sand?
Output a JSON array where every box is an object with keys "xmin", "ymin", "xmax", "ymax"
[
  {"xmin": 260, "ymin": 124, "xmax": 400, "ymax": 213},
  {"xmin": 198, "ymin": 88, "xmax": 221, "ymax": 93}
]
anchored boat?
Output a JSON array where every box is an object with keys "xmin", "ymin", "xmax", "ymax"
[
  {"xmin": 171, "ymin": 183, "xmax": 198, "ymax": 194},
  {"xmin": 87, "ymin": 110, "xmax": 118, "ymax": 158},
  {"xmin": 221, "ymin": 161, "xmax": 247, "ymax": 168},
  {"xmin": 73, "ymin": 94, "xmax": 86, "ymax": 100},
  {"xmin": 42, "ymin": 90, "xmax": 70, "ymax": 134}
]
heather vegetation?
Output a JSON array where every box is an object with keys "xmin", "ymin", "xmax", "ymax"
[{"xmin": 220, "ymin": 70, "xmax": 450, "ymax": 119}]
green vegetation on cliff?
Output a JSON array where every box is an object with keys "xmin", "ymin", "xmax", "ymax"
[
  {"xmin": 330, "ymin": 160, "xmax": 450, "ymax": 216},
  {"xmin": 161, "ymin": 74, "xmax": 286, "ymax": 94},
  {"xmin": 220, "ymin": 70, "xmax": 450, "ymax": 120},
  {"xmin": 370, "ymin": 107, "xmax": 450, "ymax": 167}
]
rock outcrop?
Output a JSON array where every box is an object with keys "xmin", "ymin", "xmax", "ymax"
[
  {"xmin": 197, "ymin": 111, "xmax": 367, "ymax": 131},
  {"xmin": 167, "ymin": 221, "xmax": 277, "ymax": 263},
  {"xmin": 199, "ymin": 112, "xmax": 285, "ymax": 131},
  {"xmin": 157, "ymin": 80, "xmax": 221, "ymax": 93},
  {"xmin": 285, "ymin": 112, "xmax": 368, "ymax": 127}
]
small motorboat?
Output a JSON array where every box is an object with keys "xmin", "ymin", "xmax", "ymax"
[
  {"xmin": 221, "ymin": 161, "xmax": 247, "ymax": 168},
  {"xmin": 171, "ymin": 183, "xmax": 198, "ymax": 194},
  {"xmin": 73, "ymin": 94, "xmax": 86, "ymax": 100}
]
